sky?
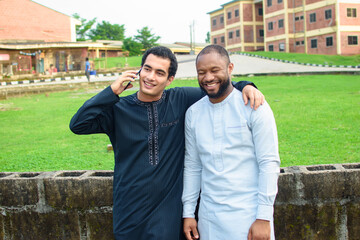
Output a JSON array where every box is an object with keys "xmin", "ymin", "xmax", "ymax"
[{"xmin": 32, "ymin": 0, "xmax": 225, "ymax": 44}]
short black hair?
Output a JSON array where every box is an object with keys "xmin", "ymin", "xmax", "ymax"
[
  {"xmin": 141, "ymin": 46, "xmax": 178, "ymax": 79},
  {"xmin": 196, "ymin": 44, "xmax": 230, "ymax": 64}
]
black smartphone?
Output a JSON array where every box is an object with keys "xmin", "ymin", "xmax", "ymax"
[{"xmin": 124, "ymin": 68, "xmax": 141, "ymax": 90}]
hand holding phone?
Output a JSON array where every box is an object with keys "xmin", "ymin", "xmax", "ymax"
[
  {"xmin": 124, "ymin": 68, "xmax": 141, "ymax": 90},
  {"xmin": 111, "ymin": 69, "xmax": 141, "ymax": 95}
]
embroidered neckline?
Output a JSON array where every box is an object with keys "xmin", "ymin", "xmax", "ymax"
[{"xmin": 133, "ymin": 91, "xmax": 167, "ymax": 106}]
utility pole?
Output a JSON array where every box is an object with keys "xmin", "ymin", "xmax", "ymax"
[{"xmin": 189, "ymin": 20, "xmax": 195, "ymax": 55}]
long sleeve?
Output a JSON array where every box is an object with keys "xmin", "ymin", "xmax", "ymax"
[
  {"xmin": 250, "ymin": 101, "xmax": 280, "ymax": 221},
  {"xmin": 182, "ymin": 108, "xmax": 202, "ymax": 218},
  {"xmin": 69, "ymin": 86, "xmax": 119, "ymax": 135}
]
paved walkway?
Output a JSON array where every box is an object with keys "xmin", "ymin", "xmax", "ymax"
[
  {"xmin": 175, "ymin": 54, "xmax": 360, "ymax": 78},
  {"xmin": 1, "ymin": 54, "xmax": 359, "ymax": 88}
]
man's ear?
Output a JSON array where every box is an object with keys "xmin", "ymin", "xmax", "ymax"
[
  {"xmin": 228, "ymin": 63, "xmax": 234, "ymax": 75},
  {"xmin": 166, "ymin": 76, "xmax": 175, "ymax": 86}
]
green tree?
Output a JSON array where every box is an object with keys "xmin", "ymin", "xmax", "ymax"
[
  {"xmin": 88, "ymin": 21, "xmax": 125, "ymax": 41},
  {"xmin": 72, "ymin": 13, "xmax": 96, "ymax": 41},
  {"xmin": 123, "ymin": 37, "xmax": 143, "ymax": 56},
  {"xmin": 134, "ymin": 27, "xmax": 160, "ymax": 50},
  {"xmin": 206, "ymin": 32, "xmax": 211, "ymax": 43}
]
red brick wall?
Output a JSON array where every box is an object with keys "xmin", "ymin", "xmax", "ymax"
[
  {"xmin": 306, "ymin": 5, "xmax": 336, "ymax": 31},
  {"xmin": 265, "ymin": 0, "xmax": 284, "ymax": 14},
  {"xmin": 226, "ymin": 5, "xmax": 240, "ymax": 25},
  {"xmin": 340, "ymin": 32, "xmax": 360, "ymax": 55},
  {"xmin": 244, "ymin": 46, "xmax": 255, "ymax": 51},
  {"xmin": 288, "ymin": 0, "xmax": 303, "ymax": 9},
  {"xmin": 339, "ymin": 3, "xmax": 360, "ymax": 26},
  {"xmin": 256, "ymin": 25, "xmax": 264, "ymax": 43},
  {"xmin": 267, "ymin": 39, "xmax": 286, "ymax": 51},
  {"xmin": 0, "ymin": 0, "xmax": 73, "ymax": 42},
  {"xmin": 255, "ymin": 3, "xmax": 264, "ymax": 22},
  {"xmin": 212, "ymin": 33, "xmax": 226, "ymax": 47},
  {"xmin": 289, "ymin": 38, "xmax": 306, "ymax": 53},
  {"xmin": 211, "ymin": 14, "xmax": 225, "ymax": 32},
  {"xmin": 227, "ymin": 27, "xmax": 241, "ymax": 45},
  {"xmin": 243, "ymin": 4, "xmax": 253, "ymax": 21},
  {"xmin": 306, "ymin": 0, "xmax": 323, "ymax": 5},
  {"xmin": 244, "ymin": 25, "xmax": 254, "ymax": 43},
  {"xmin": 307, "ymin": 33, "xmax": 337, "ymax": 54},
  {"xmin": 288, "ymin": 12, "xmax": 305, "ymax": 34},
  {"xmin": 265, "ymin": 14, "xmax": 286, "ymax": 38}
]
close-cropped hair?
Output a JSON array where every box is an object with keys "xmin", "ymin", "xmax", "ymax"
[
  {"xmin": 141, "ymin": 46, "xmax": 178, "ymax": 78},
  {"xmin": 196, "ymin": 44, "xmax": 230, "ymax": 64}
]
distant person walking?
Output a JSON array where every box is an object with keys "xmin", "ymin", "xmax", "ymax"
[{"xmin": 85, "ymin": 57, "xmax": 91, "ymax": 82}]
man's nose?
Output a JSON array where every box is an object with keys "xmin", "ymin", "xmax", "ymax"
[
  {"xmin": 203, "ymin": 72, "xmax": 214, "ymax": 81},
  {"xmin": 147, "ymin": 70, "xmax": 156, "ymax": 80}
]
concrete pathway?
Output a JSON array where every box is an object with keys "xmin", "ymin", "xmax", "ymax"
[{"xmin": 175, "ymin": 54, "xmax": 360, "ymax": 78}]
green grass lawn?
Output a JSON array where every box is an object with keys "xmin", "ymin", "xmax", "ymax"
[
  {"xmin": 93, "ymin": 56, "xmax": 142, "ymax": 69},
  {"xmin": 242, "ymin": 51, "xmax": 360, "ymax": 66},
  {"xmin": 0, "ymin": 75, "xmax": 359, "ymax": 172}
]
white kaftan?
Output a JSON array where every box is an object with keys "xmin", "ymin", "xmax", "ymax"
[{"xmin": 182, "ymin": 89, "xmax": 280, "ymax": 240}]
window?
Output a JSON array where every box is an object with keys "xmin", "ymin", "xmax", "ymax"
[
  {"xmin": 235, "ymin": 9, "xmax": 239, "ymax": 17},
  {"xmin": 296, "ymin": 41, "xmax": 304, "ymax": 46},
  {"xmin": 310, "ymin": 13, "xmax": 316, "ymax": 23},
  {"xmin": 348, "ymin": 36, "xmax": 358, "ymax": 45},
  {"xmin": 236, "ymin": 30, "xmax": 240, "ymax": 37},
  {"xmin": 278, "ymin": 0, "xmax": 283, "ymax": 3},
  {"xmin": 220, "ymin": 16, "xmax": 224, "ymax": 24},
  {"xmin": 259, "ymin": 8, "xmax": 263, "ymax": 16},
  {"xmin": 279, "ymin": 43, "xmax": 285, "ymax": 51},
  {"xmin": 268, "ymin": 45, "xmax": 274, "ymax": 51},
  {"xmin": 279, "ymin": 19, "xmax": 284, "ymax": 28},
  {"xmin": 267, "ymin": 0, "xmax": 272, "ymax": 7},
  {"xmin": 259, "ymin": 29, "xmax": 264, "ymax": 37},
  {"xmin": 213, "ymin": 19, "xmax": 217, "ymax": 26},
  {"xmin": 325, "ymin": 9, "xmax": 332, "ymax": 19},
  {"xmin": 229, "ymin": 31, "xmax": 233, "ymax": 39},
  {"xmin": 295, "ymin": 15, "xmax": 303, "ymax": 21},
  {"xmin": 311, "ymin": 39, "xmax": 317, "ymax": 48},
  {"xmin": 214, "ymin": 38, "xmax": 217, "ymax": 44},
  {"xmin": 228, "ymin": 11, "xmax": 232, "ymax": 19},
  {"xmin": 347, "ymin": 8, "xmax": 357, "ymax": 17},
  {"xmin": 268, "ymin": 22, "xmax": 273, "ymax": 31},
  {"xmin": 221, "ymin": 36, "xmax": 225, "ymax": 43},
  {"xmin": 326, "ymin": 37, "xmax": 333, "ymax": 47}
]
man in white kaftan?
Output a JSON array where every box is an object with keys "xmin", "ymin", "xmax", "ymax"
[{"xmin": 182, "ymin": 45, "xmax": 280, "ymax": 240}]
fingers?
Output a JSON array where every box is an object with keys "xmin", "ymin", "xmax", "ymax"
[
  {"xmin": 242, "ymin": 91, "xmax": 249, "ymax": 106},
  {"xmin": 191, "ymin": 226, "xmax": 199, "ymax": 239},
  {"xmin": 253, "ymin": 91, "xmax": 265, "ymax": 110},
  {"xmin": 111, "ymin": 70, "xmax": 138, "ymax": 95},
  {"xmin": 248, "ymin": 228, "xmax": 252, "ymax": 240},
  {"xmin": 242, "ymin": 85, "xmax": 265, "ymax": 110},
  {"xmin": 183, "ymin": 218, "xmax": 199, "ymax": 240}
]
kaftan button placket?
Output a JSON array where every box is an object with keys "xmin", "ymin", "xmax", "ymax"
[{"xmin": 212, "ymin": 104, "xmax": 224, "ymax": 172}]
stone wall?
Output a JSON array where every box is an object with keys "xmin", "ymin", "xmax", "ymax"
[{"xmin": 0, "ymin": 163, "xmax": 359, "ymax": 240}]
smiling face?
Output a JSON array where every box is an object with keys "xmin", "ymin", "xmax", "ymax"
[
  {"xmin": 196, "ymin": 51, "xmax": 234, "ymax": 103},
  {"xmin": 137, "ymin": 54, "xmax": 174, "ymax": 102}
]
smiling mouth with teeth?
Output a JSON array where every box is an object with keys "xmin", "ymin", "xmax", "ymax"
[
  {"xmin": 204, "ymin": 82, "xmax": 219, "ymax": 88},
  {"xmin": 144, "ymin": 80, "xmax": 155, "ymax": 87}
]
